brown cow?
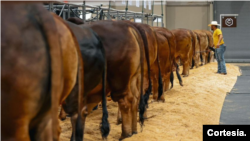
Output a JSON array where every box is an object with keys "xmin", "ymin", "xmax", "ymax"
[
  {"xmin": 1, "ymin": 2, "xmax": 64, "ymax": 141},
  {"xmin": 58, "ymin": 19, "xmax": 109, "ymax": 140},
  {"xmin": 62, "ymin": 20, "xmax": 147, "ymax": 140},
  {"xmin": 87, "ymin": 20, "xmax": 147, "ymax": 140},
  {"xmin": 193, "ymin": 30, "xmax": 209, "ymax": 66},
  {"xmin": 52, "ymin": 14, "xmax": 81, "ymax": 103},
  {"xmin": 192, "ymin": 32, "xmax": 202, "ymax": 68},
  {"xmin": 153, "ymin": 27, "xmax": 183, "ymax": 93},
  {"xmin": 122, "ymin": 22, "xmax": 164, "ymax": 108},
  {"xmin": 202, "ymin": 30, "xmax": 214, "ymax": 63},
  {"xmin": 171, "ymin": 29, "xmax": 193, "ymax": 77}
]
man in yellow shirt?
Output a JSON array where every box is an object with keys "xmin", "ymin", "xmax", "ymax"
[{"xmin": 208, "ymin": 21, "xmax": 227, "ymax": 75}]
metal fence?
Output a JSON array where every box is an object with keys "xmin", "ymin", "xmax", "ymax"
[{"xmin": 44, "ymin": 1, "xmax": 164, "ymax": 27}]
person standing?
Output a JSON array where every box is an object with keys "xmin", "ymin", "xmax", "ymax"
[{"xmin": 208, "ymin": 21, "xmax": 227, "ymax": 75}]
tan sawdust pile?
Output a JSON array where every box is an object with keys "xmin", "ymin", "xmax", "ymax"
[{"xmin": 60, "ymin": 62, "xmax": 240, "ymax": 141}]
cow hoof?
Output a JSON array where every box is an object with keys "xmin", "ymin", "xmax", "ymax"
[
  {"xmin": 179, "ymin": 82, "xmax": 184, "ymax": 86},
  {"xmin": 117, "ymin": 119, "xmax": 122, "ymax": 125},
  {"xmin": 151, "ymin": 99, "xmax": 157, "ymax": 103},
  {"xmin": 60, "ymin": 117, "xmax": 66, "ymax": 121},
  {"xmin": 132, "ymin": 131, "xmax": 138, "ymax": 135},
  {"xmin": 183, "ymin": 75, "xmax": 188, "ymax": 77},
  {"xmin": 157, "ymin": 99, "xmax": 165, "ymax": 103},
  {"xmin": 119, "ymin": 134, "xmax": 132, "ymax": 141}
]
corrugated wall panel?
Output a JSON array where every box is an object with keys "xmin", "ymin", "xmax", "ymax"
[{"xmin": 214, "ymin": 1, "xmax": 250, "ymax": 62}]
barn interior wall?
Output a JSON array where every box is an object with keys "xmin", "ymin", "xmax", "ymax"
[
  {"xmin": 214, "ymin": 1, "xmax": 250, "ymax": 62},
  {"xmin": 166, "ymin": 5, "xmax": 212, "ymax": 30}
]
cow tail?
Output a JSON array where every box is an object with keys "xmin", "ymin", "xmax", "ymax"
[
  {"xmin": 170, "ymin": 71, "xmax": 174, "ymax": 89},
  {"xmin": 99, "ymin": 38, "xmax": 110, "ymax": 139},
  {"xmin": 206, "ymin": 34, "xmax": 211, "ymax": 63},
  {"xmin": 189, "ymin": 30, "xmax": 196, "ymax": 58},
  {"xmin": 134, "ymin": 26, "xmax": 152, "ymax": 108},
  {"xmin": 176, "ymin": 63, "xmax": 183, "ymax": 86},
  {"xmin": 189, "ymin": 30, "xmax": 196, "ymax": 69},
  {"xmin": 157, "ymin": 54, "xmax": 163, "ymax": 100},
  {"xmin": 208, "ymin": 52, "xmax": 211, "ymax": 63},
  {"xmin": 132, "ymin": 27, "xmax": 146, "ymax": 129},
  {"xmin": 200, "ymin": 53, "xmax": 203, "ymax": 64},
  {"xmin": 169, "ymin": 31, "xmax": 183, "ymax": 87},
  {"xmin": 197, "ymin": 34, "xmax": 203, "ymax": 65},
  {"xmin": 153, "ymin": 32, "xmax": 163, "ymax": 100},
  {"xmin": 191, "ymin": 58, "xmax": 195, "ymax": 69},
  {"xmin": 165, "ymin": 34, "xmax": 173, "ymax": 89},
  {"xmin": 127, "ymin": 25, "xmax": 146, "ymax": 129}
]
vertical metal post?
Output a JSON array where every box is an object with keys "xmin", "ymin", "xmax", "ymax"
[
  {"xmin": 117, "ymin": 11, "xmax": 119, "ymax": 20},
  {"xmin": 161, "ymin": 17, "xmax": 164, "ymax": 27},
  {"xmin": 59, "ymin": 4, "xmax": 66, "ymax": 17},
  {"xmin": 161, "ymin": 0, "xmax": 164, "ymax": 27},
  {"xmin": 49, "ymin": 2, "xmax": 53, "ymax": 12},
  {"xmin": 133, "ymin": 13, "xmax": 136, "ymax": 22},
  {"xmin": 141, "ymin": 0, "xmax": 144, "ymax": 23},
  {"xmin": 68, "ymin": 4, "xmax": 70, "ymax": 19},
  {"xmin": 147, "ymin": 15, "xmax": 148, "ymax": 24},
  {"xmin": 63, "ymin": 11, "xmax": 66, "ymax": 20},
  {"xmin": 97, "ymin": 7, "xmax": 99, "ymax": 21},
  {"xmin": 125, "ymin": 0, "xmax": 128, "ymax": 20},
  {"xmin": 108, "ymin": 1, "xmax": 111, "ymax": 20},
  {"xmin": 213, "ymin": 1, "xmax": 216, "ymax": 21},
  {"xmin": 151, "ymin": 0, "xmax": 154, "ymax": 26},
  {"xmin": 157, "ymin": 16, "xmax": 158, "ymax": 26},
  {"xmin": 82, "ymin": 1, "xmax": 86, "ymax": 23},
  {"xmin": 48, "ymin": 2, "xmax": 51, "ymax": 11}
]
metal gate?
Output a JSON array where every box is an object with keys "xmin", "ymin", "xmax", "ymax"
[{"xmin": 44, "ymin": 1, "xmax": 164, "ymax": 27}]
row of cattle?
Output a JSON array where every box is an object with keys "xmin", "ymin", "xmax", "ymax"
[{"xmin": 1, "ymin": 2, "xmax": 214, "ymax": 141}]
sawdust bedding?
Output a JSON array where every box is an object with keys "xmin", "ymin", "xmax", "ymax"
[{"xmin": 60, "ymin": 62, "xmax": 240, "ymax": 141}]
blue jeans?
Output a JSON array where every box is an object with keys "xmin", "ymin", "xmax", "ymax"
[{"xmin": 215, "ymin": 44, "xmax": 227, "ymax": 73}]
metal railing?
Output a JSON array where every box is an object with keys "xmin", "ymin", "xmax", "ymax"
[{"xmin": 44, "ymin": 1, "xmax": 164, "ymax": 27}]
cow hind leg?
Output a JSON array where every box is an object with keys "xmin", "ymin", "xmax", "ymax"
[
  {"xmin": 70, "ymin": 113, "xmax": 78, "ymax": 141},
  {"xmin": 118, "ymin": 92, "xmax": 133, "ymax": 140},
  {"xmin": 164, "ymin": 76, "xmax": 170, "ymax": 92},
  {"xmin": 130, "ymin": 76, "xmax": 140, "ymax": 134},
  {"xmin": 152, "ymin": 76, "xmax": 158, "ymax": 101},
  {"xmin": 182, "ymin": 57, "xmax": 190, "ymax": 77},
  {"xmin": 117, "ymin": 106, "xmax": 122, "ymax": 125},
  {"xmin": 195, "ymin": 54, "xmax": 200, "ymax": 68},
  {"xmin": 29, "ymin": 113, "xmax": 54, "ymax": 141},
  {"xmin": 59, "ymin": 106, "xmax": 67, "ymax": 121}
]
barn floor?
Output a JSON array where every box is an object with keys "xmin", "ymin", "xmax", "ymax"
[{"xmin": 59, "ymin": 62, "xmax": 240, "ymax": 141}]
